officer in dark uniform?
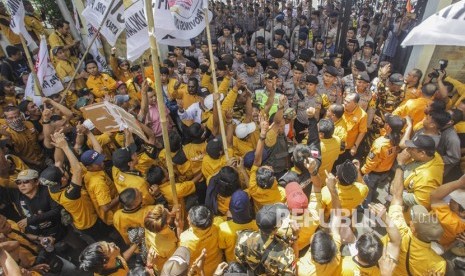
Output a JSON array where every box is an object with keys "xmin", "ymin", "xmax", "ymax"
[
  {"xmin": 270, "ymin": 49, "xmax": 291, "ymax": 80},
  {"xmin": 239, "ymin": 57, "xmax": 264, "ymax": 92}
]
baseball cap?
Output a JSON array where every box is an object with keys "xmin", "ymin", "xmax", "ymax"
[
  {"xmin": 389, "ymin": 73, "xmax": 405, "ymax": 86},
  {"xmin": 129, "ymin": 64, "xmax": 141, "ymax": 72},
  {"xmin": 112, "ymin": 144, "xmax": 137, "ymax": 170},
  {"xmin": 449, "ymin": 189, "xmax": 465, "ymax": 209},
  {"xmin": 235, "ymin": 122, "xmax": 256, "ymax": 139},
  {"xmin": 203, "ymin": 93, "xmax": 224, "ymax": 111},
  {"xmin": 325, "ymin": 66, "xmax": 339, "ymax": 77},
  {"xmin": 285, "ymin": 182, "xmax": 309, "ymax": 214},
  {"xmin": 385, "ymin": 114, "xmax": 405, "ymax": 133},
  {"xmin": 411, "ymin": 205, "xmax": 444, "ymax": 242},
  {"xmin": 246, "ymin": 50, "xmax": 257, "ymax": 57},
  {"xmin": 230, "ymin": 190, "xmax": 253, "ymax": 224},
  {"xmin": 234, "ymin": 46, "xmax": 245, "ymax": 54},
  {"xmin": 256, "ymin": 204, "xmax": 278, "ymax": 232},
  {"xmin": 356, "ymin": 72, "xmax": 370, "ymax": 83},
  {"xmin": 116, "ymin": 81, "xmax": 126, "ymax": 89},
  {"xmin": 160, "ymin": 246, "xmax": 190, "ymax": 276},
  {"xmin": 243, "ymin": 149, "xmax": 269, "ymax": 169},
  {"xmin": 16, "ymin": 169, "xmax": 39, "ymax": 181},
  {"xmin": 80, "ymin": 150, "xmax": 105, "ymax": 166},
  {"xmin": 336, "ymin": 160, "xmax": 357, "ymax": 185},
  {"xmin": 52, "ymin": 46, "xmax": 64, "ymax": 56},
  {"xmin": 275, "ymin": 29, "xmax": 285, "ymax": 36},
  {"xmin": 404, "ymin": 134, "xmax": 436, "ymax": 152},
  {"xmin": 206, "ymin": 137, "xmax": 223, "ymax": 159},
  {"xmin": 39, "ymin": 166, "xmax": 63, "ymax": 187}
]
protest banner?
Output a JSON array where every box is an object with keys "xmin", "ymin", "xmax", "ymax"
[
  {"xmin": 36, "ymin": 36, "xmax": 64, "ymax": 97},
  {"xmin": 82, "ymin": 0, "xmax": 125, "ymax": 46}
]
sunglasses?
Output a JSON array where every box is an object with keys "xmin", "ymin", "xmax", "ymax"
[{"xmin": 15, "ymin": 179, "xmax": 36, "ymax": 185}]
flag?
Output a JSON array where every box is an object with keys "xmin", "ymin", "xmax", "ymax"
[
  {"xmin": 87, "ymin": 24, "xmax": 109, "ymax": 71},
  {"xmin": 82, "ymin": 0, "xmax": 125, "ymax": 46},
  {"xmin": 72, "ymin": 0, "xmax": 82, "ymax": 37},
  {"xmin": 36, "ymin": 36, "xmax": 64, "ymax": 96},
  {"xmin": 165, "ymin": 0, "xmax": 212, "ymax": 39},
  {"xmin": 6, "ymin": 0, "xmax": 37, "ymax": 51},
  {"xmin": 24, "ymin": 74, "xmax": 42, "ymax": 106}
]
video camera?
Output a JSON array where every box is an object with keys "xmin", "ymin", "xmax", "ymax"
[{"xmin": 428, "ymin": 59, "xmax": 448, "ymax": 78}]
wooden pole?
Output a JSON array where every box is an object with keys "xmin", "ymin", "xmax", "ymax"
[
  {"xmin": 59, "ymin": 0, "xmax": 115, "ymax": 104},
  {"xmin": 145, "ymin": 0, "xmax": 179, "ymax": 206},
  {"xmin": 19, "ymin": 34, "xmax": 43, "ymax": 97},
  {"xmin": 204, "ymin": 5, "xmax": 230, "ymax": 160}
]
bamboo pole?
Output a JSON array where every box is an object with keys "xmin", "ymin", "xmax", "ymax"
[
  {"xmin": 59, "ymin": 0, "xmax": 115, "ymax": 104},
  {"xmin": 145, "ymin": 0, "xmax": 179, "ymax": 206},
  {"xmin": 204, "ymin": 4, "xmax": 230, "ymax": 160},
  {"xmin": 19, "ymin": 34, "xmax": 43, "ymax": 97}
]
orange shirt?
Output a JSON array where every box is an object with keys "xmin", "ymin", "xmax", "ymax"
[
  {"xmin": 393, "ymin": 97, "xmax": 432, "ymax": 129},
  {"xmin": 342, "ymin": 106, "xmax": 367, "ymax": 149}
]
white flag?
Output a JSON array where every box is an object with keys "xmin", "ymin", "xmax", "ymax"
[
  {"xmin": 87, "ymin": 24, "xmax": 108, "ymax": 71},
  {"xmin": 82, "ymin": 0, "xmax": 125, "ymax": 46},
  {"xmin": 36, "ymin": 36, "xmax": 64, "ymax": 97},
  {"xmin": 6, "ymin": 0, "xmax": 37, "ymax": 51},
  {"xmin": 72, "ymin": 0, "xmax": 82, "ymax": 37},
  {"xmin": 24, "ymin": 74, "xmax": 42, "ymax": 106},
  {"xmin": 167, "ymin": 0, "xmax": 212, "ymax": 39}
]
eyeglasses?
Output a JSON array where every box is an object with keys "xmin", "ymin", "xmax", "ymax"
[{"xmin": 15, "ymin": 179, "xmax": 35, "ymax": 185}]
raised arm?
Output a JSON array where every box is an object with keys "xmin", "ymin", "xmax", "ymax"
[
  {"xmin": 51, "ymin": 131, "xmax": 82, "ymax": 186},
  {"xmin": 369, "ymin": 203, "xmax": 401, "ymax": 264},
  {"xmin": 42, "ymin": 97, "xmax": 73, "ymax": 121},
  {"xmin": 399, "ymin": 116, "xmax": 412, "ymax": 149},
  {"xmin": 431, "ymin": 174, "xmax": 465, "ymax": 205},
  {"xmin": 253, "ymin": 117, "xmax": 269, "ymax": 167},
  {"xmin": 137, "ymin": 80, "xmax": 149, "ymax": 122}
]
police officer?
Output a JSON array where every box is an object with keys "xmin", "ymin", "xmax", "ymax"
[
  {"xmin": 317, "ymin": 65, "xmax": 342, "ymax": 105},
  {"xmin": 252, "ymin": 36, "xmax": 270, "ymax": 61},
  {"xmin": 283, "ymin": 63, "xmax": 305, "ymax": 105},
  {"xmin": 232, "ymin": 46, "xmax": 246, "ymax": 75},
  {"xmin": 353, "ymin": 71, "xmax": 375, "ymax": 128},
  {"xmin": 293, "ymin": 75, "xmax": 323, "ymax": 142},
  {"xmin": 239, "ymin": 57, "xmax": 263, "ymax": 92},
  {"xmin": 352, "ymin": 41, "xmax": 379, "ymax": 77},
  {"xmin": 276, "ymin": 40, "xmax": 295, "ymax": 63},
  {"xmin": 245, "ymin": 50, "xmax": 264, "ymax": 74},
  {"xmin": 270, "ymin": 49, "xmax": 291, "ymax": 80},
  {"xmin": 235, "ymin": 204, "xmax": 297, "ymax": 276},
  {"xmin": 342, "ymin": 59, "xmax": 367, "ymax": 92}
]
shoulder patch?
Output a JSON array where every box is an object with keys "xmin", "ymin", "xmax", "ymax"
[{"xmin": 368, "ymin": 152, "xmax": 375, "ymax": 159}]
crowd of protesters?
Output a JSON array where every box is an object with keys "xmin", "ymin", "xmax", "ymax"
[{"xmin": 0, "ymin": 0, "xmax": 464, "ymax": 275}]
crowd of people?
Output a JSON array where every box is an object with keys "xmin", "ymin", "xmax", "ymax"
[{"xmin": 0, "ymin": 0, "xmax": 464, "ymax": 275}]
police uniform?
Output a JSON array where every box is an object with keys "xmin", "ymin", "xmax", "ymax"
[
  {"xmin": 317, "ymin": 66, "xmax": 342, "ymax": 104},
  {"xmin": 270, "ymin": 49, "xmax": 291, "ymax": 80},
  {"xmin": 342, "ymin": 74, "xmax": 356, "ymax": 92},
  {"xmin": 240, "ymin": 72, "xmax": 263, "ymax": 92}
]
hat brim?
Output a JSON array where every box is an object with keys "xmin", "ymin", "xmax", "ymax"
[{"xmin": 93, "ymin": 154, "xmax": 106, "ymax": 165}]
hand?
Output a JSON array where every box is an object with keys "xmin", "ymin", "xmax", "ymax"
[
  {"xmin": 306, "ymin": 107, "xmax": 316, "ymax": 118},
  {"xmin": 380, "ymin": 63, "xmax": 391, "ymax": 76},
  {"xmin": 368, "ymin": 203, "xmax": 387, "ymax": 221},
  {"xmin": 39, "ymin": 236, "xmax": 55, "ymax": 248},
  {"xmin": 17, "ymin": 218, "xmax": 27, "ymax": 230},
  {"xmin": 456, "ymin": 231, "xmax": 465, "ymax": 243},
  {"xmin": 303, "ymin": 157, "xmax": 316, "ymax": 173},
  {"xmin": 259, "ymin": 115, "xmax": 270, "ymax": 135},
  {"xmin": 225, "ymin": 108, "xmax": 233, "ymax": 121},
  {"xmin": 396, "ymin": 149, "xmax": 411, "ymax": 166},
  {"xmin": 30, "ymin": 264, "xmax": 50, "ymax": 274},
  {"xmin": 190, "ymin": 248, "xmax": 207, "ymax": 274},
  {"xmin": 42, "ymin": 106, "xmax": 53, "ymax": 122},
  {"xmin": 145, "ymin": 247, "xmax": 158, "ymax": 273},
  {"xmin": 438, "ymin": 70, "xmax": 446, "ymax": 81},
  {"xmin": 279, "ymin": 94, "xmax": 287, "ymax": 107},
  {"xmin": 0, "ymin": 125, "xmax": 11, "ymax": 138},
  {"xmin": 50, "ymin": 130, "xmax": 68, "ymax": 149},
  {"xmin": 213, "ymin": 262, "xmax": 228, "ymax": 276},
  {"xmin": 111, "ymin": 47, "xmax": 116, "ymax": 55},
  {"xmin": 41, "ymin": 97, "xmax": 51, "ymax": 104},
  {"xmin": 325, "ymin": 170, "xmax": 337, "ymax": 191},
  {"xmin": 378, "ymin": 247, "xmax": 397, "ymax": 276},
  {"xmin": 148, "ymin": 184, "xmax": 160, "ymax": 197},
  {"xmin": 350, "ymin": 145, "xmax": 357, "ymax": 156},
  {"xmin": 76, "ymin": 122, "xmax": 89, "ymax": 135},
  {"xmin": 141, "ymin": 80, "xmax": 149, "ymax": 93},
  {"xmin": 226, "ymin": 157, "xmax": 239, "ymax": 168},
  {"xmin": 212, "ymin": 92, "xmax": 221, "ymax": 102},
  {"xmin": 458, "ymin": 174, "xmax": 465, "ymax": 189}
]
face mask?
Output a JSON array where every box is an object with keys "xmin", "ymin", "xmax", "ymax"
[{"xmin": 6, "ymin": 116, "xmax": 25, "ymax": 131}]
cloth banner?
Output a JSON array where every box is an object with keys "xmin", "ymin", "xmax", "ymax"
[
  {"xmin": 82, "ymin": 0, "xmax": 125, "ymax": 46},
  {"xmin": 6, "ymin": 0, "xmax": 37, "ymax": 51},
  {"xmin": 36, "ymin": 36, "xmax": 64, "ymax": 97},
  {"xmin": 401, "ymin": 0, "xmax": 465, "ymax": 47},
  {"xmin": 24, "ymin": 74, "xmax": 42, "ymax": 106},
  {"xmin": 87, "ymin": 24, "xmax": 109, "ymax": 71}
]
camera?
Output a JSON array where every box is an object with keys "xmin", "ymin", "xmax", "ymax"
[{"xmin": 428, "ymin": 59, "xmax": 448, "ymax": 78}]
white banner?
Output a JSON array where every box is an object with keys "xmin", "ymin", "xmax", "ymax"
[
  {"xmin": 24, "ymin": 75, "xmax": 42, "ymax": 106},
  {"xmin": 6, "ymin": 0, "xmax": 37, "ymax": 50},
  {"xmin": 125, "ymin": 0, "xmax": 211, "ymax": 61},
  {"xmin": 87, "ymin": 24, "xmax": 108, "ymax": 71},
  {"xmin": 82, "ymin": 0, "xmax": 125, "ymax": 46},
  {"xmin": 36, "ymin": 36, "xmax": 64, "ymax": 97},
  {"xmin": 401, "ymin": 0, "xmax": 465, "ymax": 47}
]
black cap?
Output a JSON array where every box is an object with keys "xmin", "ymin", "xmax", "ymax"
[
  {"xmin": 363, "ymin": 41, "xmax": 375, "ymax": 49},
  {"xmin": 246, "ymin": 50, "xmax": 257, "ymax": 57},
  {"xmin": 206, "ymin": 137, "xmax": 223, "ymax": 159},
  {"xmin": 385, "ymin": 114, "xmax": 405, "ymax": 133},
  {"xmin": 356, "ymin": 72, "xmax": 370, "ymax": 82},
  {"xmin": 298, "ymin": 53, "xmax": 311, "ymax": 62},
  {"xmin": 329, "ymin": 11, "xmax": 339, "ymax": 17},
  {"xmin": 112, "ymin": 144, "xmax": 137, "ymax": 171},
  {"xmin": 264, "ymin": 71, "xmax": 278, "ymax": 80},
  {"xmin": 325, "ymin": 66, "xmax": 338, "ymax": 77},
  {"xmin": 314, "ymin": 37, "xmax": 324, "ymax": 44},
  {"xmin": 276, "ymin": 40, "xmax": 288, "ymax": 49},
  {"xmin": 300, "ymin": 49, "xmax": 314, "ymax": 59},
  {"xmin": 293, "ymin": 63, "xmax": 305, "ymax": 72},
  {"xmin": 298, "ymin": 32, "xmax": 307, "ymax": 41},
  {"xmin": 270, "ymin": 49, "xmax": 284, "ymax": 58},
  {"xmin": 256, "ymin": 36, "xmax": 265, "ymax": 44},
  {"xmin": 275, "ymin": 29, "xmax": 285, "ymax": 36},
  {"xmin": 389, "ymin": 73, "xmax": 405, "ymax": 85},
  {"xmin": 130, "ymin": 64, "xmax": 141, "ymax": 72},
  {"xmin": 353, "ymin": 60, "xmax": 366, "ymax": 71},
  {"xmin": 336, "ymin": 160, "xmax": 357, "ymax": 185},
  {"xmin": 244, "ymin": 57, "xmax": 257, "ymax": 67},
  {"xmin": 234, "ymin": 46, "xmax": 245, "ymax": 54},
  {"xmin": 267, "ymin": 61, "xmax": 279, "ymax": 70},
  {"xmin": 405, "ymin": 135, "xmax": 436, "ymax": 152},
  {"xmin": 160, "ymin": 67, "xmax": 169, "ymax": 75},
  {"xmin": 300, "ymin": 15, "xmax": 307, "ymax": 20},
  {"xmin": 305, "ymin": 75, "xmax": 319, "ymax": 84},
  {"xmin": 217, "ymin": 60, "xmax": 228, "ymax": 71},
  {"xmin": 256, "ymin": 204, "xmax": 278, "ymax": 232},
  {"xmin": 185, "ymin": 61, "xmax": 197, "ymax": 69},
  {"xmin": 39, "ymin": 166, "xmax": 63, "ymax": 187}
]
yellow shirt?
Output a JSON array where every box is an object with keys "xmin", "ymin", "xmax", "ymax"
[
  {"xmin": 402, "ymin": 85, "xmax": 421, "ymax": 104},
  {"xmin": 180, "ymin": 225, "xmax": 223, "ymax": 276},
  {"xmin": 340, "ymin": 256, "xmax": 380, "ymax": 276},
  {"xmin": 83, "ymin": 170, "xmax": 119, "ymax": 225},
  {"xmin": 49, "ymin": 184, "xmax": 98, "ymax": 230},
  {"xmin": 6, "ymin": 121, "xmax": 44, "ymax": 165},
  {"xmin": 109, "ymin": 55, "xmax": 131, "ymax": 82},
  {"xmin": 86, "ymin": 73, "xmax": 117, "ymax": 99},
  {"xmin": 145, "ymin": 226, "xmax": 178, "ymax": 271},
  {"xmin": 455, "ymin": 121, "xmax": 465, "ymax": 173},
  {"xmin": 135, "ymin": 150, "xmax": 162, "ymax": 176},
  {"xmin": 24, "ymin": 14, "xmax": 46, "ymax": 40},
  {"xmin": 159, "ymin": 180, "xmax": 196, "ymax": 207},
  {"xmin": 388, "ymin": 205, "xmax": 446, "ymax": 275},
  {"xmin": 361, "ymin": 136, "xmax": 397, "ymax": 174},
  {"xmin": 0, "ymin": 155, "xmax": 28, "ymax": 188},
  {"xmin": 232, "ymin": 136, "xmax": 254, "ymax": 158},
  {"xmin": 48, "ymin": 30, "xmax": 78, "ymax": 63},
  {"xmin": 333, "ymin": 118, "xmax": 348, "ymax": 149},
  {"xmin": 393, "ymin": 97, "xmax": 432, "ymax": 129},
  {"xmin": 321, "ymin": 181, "xmax": 368, "ymax": 220},
  {"xmin": 112, "ymin": 167, "xmax": 155, "ymax": 206},
  {"xmin": 125, "ymin": 78, "xmax": 154, "ymax": 101},
  {"xmin": 0, "ymin": 15, "xmax": 21, "ymax": 44},
  {"xmin": 202, "ymin": 148, "xmax": 234, "ymax": 184},
  {"xmin": 403, "ymin": 153, "xmax": 444, "ymax": 209},
  {"xmin": 218, "ymin": 219, "xmax": 258, "ymax": 262},
  {"xmin": 297, "ymin": 232, "xmax": 341, "ymax": 276},
  {"xmin": 318, "ymin": 136, "xmax": 341, "ymax": 183},
  {"xmin": 113, "ymin": 205, "xmax": 153, "ymax": 244},
  {"xmin": 55, "ymin": 59, "xmax": 86, "ymax": 90},
  {"xmin": 343, "ymin": 106, "xmax": 367, "ymax": 149},
  {"xmin": 431, "ymin": 203, "xmax": 465, "ymax": 248},
  {"xmin": 247, "ymin": 165, "xmax": 286, "ymax": 212}
]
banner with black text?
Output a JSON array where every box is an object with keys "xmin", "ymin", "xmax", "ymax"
[{"xmin": 82, "ymin": 0, "xmax": 125, "ymax": 46}]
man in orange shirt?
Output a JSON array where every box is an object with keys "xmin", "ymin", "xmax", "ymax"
[{"xmin": 393, "ymin": 83, "xmax": 437, "ymax": 128}]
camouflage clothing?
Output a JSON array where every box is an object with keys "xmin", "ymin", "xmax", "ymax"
[{"xmin": 235, "ymin": 230, "xmax": 296, "ymax": 276}]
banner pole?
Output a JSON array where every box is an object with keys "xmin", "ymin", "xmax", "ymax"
[
  {"xmin": 19, "ymin": 34, "xmax": 43, "ymax": 97},
  {"xmin": 204, "ymin": 4, "xmax": 229, "ymax": 160},
  {"xmin": 145, "ymin": 0, "xmax": 179, "ymax": 206},
  {"xmin": 59, "ymin": 0, "xmax": 115, "ymax": 104}
]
